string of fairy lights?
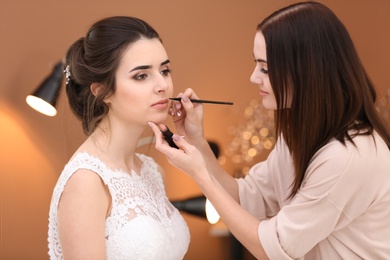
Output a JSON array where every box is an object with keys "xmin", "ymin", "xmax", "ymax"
[{"xmin": 225, "ymin": 99, "xmax": 275, "ymax": 176}]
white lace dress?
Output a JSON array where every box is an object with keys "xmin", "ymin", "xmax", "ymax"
[{"xmin": 48, "ymin": 152, "xmax": 190, "ymax": 260}]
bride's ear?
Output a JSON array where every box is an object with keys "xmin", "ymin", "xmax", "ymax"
[
  {"xmin": 90, "ymin": 82, "xmax": 102, "ymax": 97},
  {"xmin": 91, "ymin": 83, "xmax": 110, "ymax": 103}
]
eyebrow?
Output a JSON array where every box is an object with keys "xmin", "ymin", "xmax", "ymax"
[
  {"xmin": 130, "ymin": 59, "xmax": 170, "ymax": 72},
  {"xmin": 255, "ymin": 58, "xmax": 267, "ymax": 63},
  {"xmin": 252, "ymin": 53, "xmax": 267, "ymax": 63}
]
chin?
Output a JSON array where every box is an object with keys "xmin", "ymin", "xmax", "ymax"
[
  {"xmin": 262, "ymin": 100, "xmax": 277, "ymax": 110},
  {"xmin": 151, "ymin": 114, "xmax": 169, "ymax": 124}
]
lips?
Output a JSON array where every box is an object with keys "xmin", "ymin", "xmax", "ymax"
[
  {"xmin": 259, "ymin": 90, "xmax": 269, "ymax": 96},
  {"xmin": 151, "ymin": 99, "xmax": 169, "ymax": 110}
]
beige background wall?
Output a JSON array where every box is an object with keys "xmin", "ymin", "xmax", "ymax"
[{"xmin": 1, "ymin": 0, "xmax": 389, "ymax": 259}]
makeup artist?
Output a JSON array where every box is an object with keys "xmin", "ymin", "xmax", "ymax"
[{"xmin": 149, "ymin": 2, "xmax": 390, "ymax": 259}]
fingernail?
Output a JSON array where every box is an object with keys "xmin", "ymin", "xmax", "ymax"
[
  {"xmin": 176, "ymin": 111, "xmax": 182, "ymax": 117},
  {"xmin": 172, "ymin": 134, "xmax": 180, "ymax": 141},
  {"xmin": 168, "ymin": 106, "xmax": 174, "ymax": 116},
  {"xmin": 147, "ymin": 121, "xmax": 152, "ymax": 127},
  {"xmin": 182, "ymin": 95, "xmax": 189, "ymax": 103}
]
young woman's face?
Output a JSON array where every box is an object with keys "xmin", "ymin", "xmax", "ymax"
[
  {"xmin": 106, "ymin": 38, "xmax": 173, "ymax": 125},
  {"xmin": 250, "ymin": 32, "xmax": 277, "ymax": 110}
]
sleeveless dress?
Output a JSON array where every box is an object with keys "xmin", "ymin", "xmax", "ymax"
[{"xmin": 48, "ymin": 152, "xmax": 190, "ymax": 260}]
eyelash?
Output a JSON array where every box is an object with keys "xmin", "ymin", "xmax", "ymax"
[
  {"xmin": 133, "ymin": 74, "xmax": 147, "ymax": 80},
  {"xmin": 253, "ymin": 59, "xmax": 268, "ymax": 74},
  {"xmin": 161, "ymin": 68, "xmax": 172, "ymax": 76},
  {"xmin": 133, "ymin": 68, "xmax": 172, "ymax": 81}
]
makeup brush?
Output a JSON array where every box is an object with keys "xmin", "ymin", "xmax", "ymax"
[{"xmin": 169, "ymin": 97, "xmax": 233, "ymax": 105}]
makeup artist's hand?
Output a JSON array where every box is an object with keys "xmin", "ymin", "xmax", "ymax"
[
  {"xmin": 148, "ymin": 121, "xmax": 208, "ymax": 182},
  {"xmin": 170, "ymin": 88, "xmax": 205, "ymax": 146}
]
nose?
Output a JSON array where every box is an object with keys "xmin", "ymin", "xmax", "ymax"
[
  {"xmin": 155, "ymin": 74, "xmax": 171, "ymax": 93},
  {"xmin": 250, "ymin": 67, "xmax": 263, "ymax": 85}
]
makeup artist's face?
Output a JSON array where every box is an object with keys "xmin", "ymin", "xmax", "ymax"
[
  {"xmin": 250, "ymin": 32, "xmax": 277, "ymax": 110},
  {"xmin": 106, "ymin": 38, "xmax": 173, "ymax": 125}
]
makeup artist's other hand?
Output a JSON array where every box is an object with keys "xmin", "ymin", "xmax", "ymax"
[
  {"xmin": 148, "ymin": 122, "xmax": 208, "ymax": 181},
  {"xmin": 170, "ymin": 88, "xmax": 205, "ymax": 146}
]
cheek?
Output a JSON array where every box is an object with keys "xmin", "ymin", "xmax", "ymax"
[
  {"xmin": 113, "ymin": 84, "xmax": 143, "ymax": 106},
  {"xmin": 116, "ymin": 88, "xmax": 137, "ymax": 101},
  {"xmin": 263, "ymin": 77, "xmax": 273, "ymax": 92},
  {"xmin": 265, "ymin": 83, "xmax": 278, "ymax": 110},
  {"xmin": 167, "ymin": 79, "xmax": 174, "ymax": 95}
]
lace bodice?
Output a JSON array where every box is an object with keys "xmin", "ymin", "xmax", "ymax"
[{"xmin": 48, "ymin": 152, "xmax": 190, "ymax": 259}]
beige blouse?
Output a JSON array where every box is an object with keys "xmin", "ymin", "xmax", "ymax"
[{"xmin": 237, "ymin": 132, "xmax": 390, "ymax": 259}]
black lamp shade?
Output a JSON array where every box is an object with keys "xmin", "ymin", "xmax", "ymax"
[
  {"xmin": 26, "ymin": 61, "xmax": 64, "ymax": 116},
  {"xmin": 171, "ymin": 195, "xmax": 207, "ymax": 218}
]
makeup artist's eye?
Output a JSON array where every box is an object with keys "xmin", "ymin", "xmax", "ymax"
[
  {"xmin": 133, "ymin": 73, "xmax": 148, "ymax": 80},
  {"xmin": 160, "ymin": 68, "xmax": 172, "ymax": 76},
  {"xmin": 253, "ymin": 59, "xmax": 268, "ymax": 74},
  {"xmin": 260, "ymin": 68, "xmax": 269, "ymax": 74}
]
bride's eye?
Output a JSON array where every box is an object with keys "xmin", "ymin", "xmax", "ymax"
[
  {"xmin": 133, "ymin": 73, "xmax": 148, "ymax": 80},
  {"xmin": 160, "ymin": 69, "xmax": 172, "ymax": 76}
]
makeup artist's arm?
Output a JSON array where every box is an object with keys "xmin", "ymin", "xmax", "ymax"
[
  {"xmin": 149, "ymin": 123, "xmax": 268, "ymax": 259},
  {"xmin": 170, "ymin": 89, "xmax": 239, "ymax": 202}
]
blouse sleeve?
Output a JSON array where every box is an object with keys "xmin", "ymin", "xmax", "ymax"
[{"xmin": 236, "ymin": 138, "xmax": 294, "ymax": 220}]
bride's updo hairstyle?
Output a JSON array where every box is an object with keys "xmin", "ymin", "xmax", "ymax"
[{"xmin": 64, "ymin": 16, "xmax": 161, "ymax": 135}]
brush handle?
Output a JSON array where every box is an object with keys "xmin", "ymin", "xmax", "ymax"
[{"xmin": 169, "ymin": 97, "xmax": 233, "ymax": 105}]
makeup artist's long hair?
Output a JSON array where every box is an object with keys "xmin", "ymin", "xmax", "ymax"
[
  {"xmin": 258, "ymin": 1, "xmax": 390, "ymax": 199},
  {"xmin": 65, "ymin": 16, "xmax": 161, "ymax": 135}
]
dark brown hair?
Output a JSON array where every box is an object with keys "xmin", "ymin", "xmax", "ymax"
[
  {"xmin": 257, "ymin": 2, "xmax": 390, "ymax": 198},
  {"xmin": 65, "ymin": 16, "xmax": 161, "ymax": 135}
]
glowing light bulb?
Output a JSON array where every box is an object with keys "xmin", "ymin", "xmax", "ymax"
[
  {"xmin": 205, "ymin": 199, "xmax": 220, "ymax": 224},
  {"xmin": 26, "ymin": 95, "xmax": 57, "ymax": 116}
]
